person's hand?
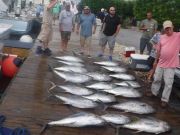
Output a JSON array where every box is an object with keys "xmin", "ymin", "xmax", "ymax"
[
  {"xmin": 93, "ymin": 29, "xmax": 96, "ymax": 34},
  {"xmin": 114, "ymin": 33, "xmax": 118, "ymax": 37},
  {"xmin": 76, "ymin": 29, "xmax": 79, "ymax": 34},
  {"xmin": 72, "ymin": 27, "xmax": 75, "ymax": 32}
]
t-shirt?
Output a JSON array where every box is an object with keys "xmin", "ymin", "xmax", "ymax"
[
  {"xmin": 52, "ymin": 3, "xmax": 60, "ymax": 14},
  {"xmin": 103, "ymin": 14, "xmax": 121, "ymax": 36},
  {"xmin": 141, "ymin": 19, "xmax": 158, "ymax": 39},
  {"xmin": 59, "ymin": 10, "xmax": 74, "ymax": 32},
  {"xmin": 78, "ymin": 13, "xmax": 96, "ymax": 37},
  {"xmin": 157, "ymin": 32, "xmax": 180, "ymax": 68}
]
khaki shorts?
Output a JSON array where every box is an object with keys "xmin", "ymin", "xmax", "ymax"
[
  {"xmin": 61, "ymin": 31, "xmax": 71, "ymax": 41},
  {"xmin": 80, "ymin": 36, "xmax": 92, "ymax": 47},
  {"xmin": 37, "ymin": 24, "xmax": 52, "ymax": 44},
  {"xmin": 99, "ymin": 33, "xmax": 116, "ymax": 49}
]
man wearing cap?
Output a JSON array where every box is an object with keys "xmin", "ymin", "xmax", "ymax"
[
  {"xmin": 139, "ymin": 11, "xmax": 158, "ymax": 54},
  {"xmin": 76, "ymin": 6, "xmax": 96, "ymax": 56},
  {"xmin": 147, "ymin": 20, "xmax": 180, "ymax": 107},
  {"xmin": 59, "ymin": 2, "xmax": 75, "ymax": 53}
]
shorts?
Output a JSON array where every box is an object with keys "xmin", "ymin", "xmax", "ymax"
[
  {"xmin": 61, "ymin": 31, "xmax": 71, "ymax": 41},
  {"xmin": 99, "ymin": 33, "xmax": 116, "ymax": 49},
  {"xmin": 37, "ymin": 24, "xmax": 52, "ymax": 44},
  {"xmin": 80, "ymin": 36, "xmax": 92, "ymax": 47}
]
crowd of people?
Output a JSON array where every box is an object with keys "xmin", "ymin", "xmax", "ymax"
[{"xmin": 35, "ymin": 0, "xmax": 180, "ymax": 108}]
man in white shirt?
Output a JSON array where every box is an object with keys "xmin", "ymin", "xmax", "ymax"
[{"xmin": 59, "ymin": 2, "xmax": 75, "ymax": 52}]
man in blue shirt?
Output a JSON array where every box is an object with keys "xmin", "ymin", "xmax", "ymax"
[{"xmin": 76, "ymin": 6, "xmax": 96, "ymax": 56}]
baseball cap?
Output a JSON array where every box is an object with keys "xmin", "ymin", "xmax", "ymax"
[
  {"xmin": 84, "ymin": 6, "xmax": 90, "ymax": 10},
  {"xmin": 163, "ymin": 20, "xmax": 173, "ymax": 29}
]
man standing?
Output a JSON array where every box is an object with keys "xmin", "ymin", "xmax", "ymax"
[
  {"xmin": 36, "ymin": 0, "xmax": 57, "ymax": 56},
  {"xmin": 98, "ymin": 6, "xmax": 121, "ymax": 61},
  {"xmin": 59, "ymin": 3, "xmax": 75, "ymax": 53},
  {"xmin": 147, "ymin": 20, "xmax": 180, "ymax": 107},
  {"xmin": 76, "ymin": 6, "xmax": 96, "ymax": 56},
  {"xmin": 139, "ymin": 11, "xmax": 158, "ymax": 54}
]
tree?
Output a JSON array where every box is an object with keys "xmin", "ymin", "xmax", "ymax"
[{"xmin": 134, "ymin": 0, "xmax": 180, "ymax": 31}]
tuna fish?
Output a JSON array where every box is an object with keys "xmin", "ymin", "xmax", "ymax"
[
  {"xmin": 103, "ymin": 87, "xmax": 142, "ymax": 98},
  {"xmin": 50, "ymin": 93, "xmax": 100, "ymax": 109},
  {"xmin": 86, "ymin": 82, "xmax": 115, "ymax": 90},
  {"xmin": 54, "ymin": 66, "xmax": 87, "ymax": 73},
  {"xmin": 83, "ymin": 93, "xmax": 116, "ymax": 103},
  {"xmin": 123, "ymin": 118, "xmax": 171, "ymax": 134},
  {"xmin": 57, "ymin": 60, "xmax": 84, "ymax": 67},
  {"xmin": 57, "ymin": 84, "xmax": 94, "ymax": 96},
  {"xmin": 115, "ymin": 81, "xmax": 141, "ymax": 88},
  {"xmin": 110, "ymin": 73, "xmax": 135, "ymax": 81},
  {"xmin": 101, "ymin": 114, "xmax": 131, "ymax": 125},
  {"xmin": 40, "ymin": 112, "xmax": 106, "ymax": 134},
  {"xmin": 102, "ymin": 66, "xmax": 127, "ymax": 73},
  {"xmin": 111, "ymin": 101, "xmax": 155, "ymax": 114},
  {"xmin": 94, "ymin": 61, "xmax": 118, "ymax": 66},
  {"xmin": 53, "ymin": 70, "xmax": 92, "ymax": 83},
  {"xmin": 87, "ymin": 72, "xmax": 112, "ymax": 81},
  {"xmin": 47, "ymin": 112, "xmax": 106, "ymax": 127},
  {"xmin": 53, "ymin": 56, "xmax": 83, "ymax": 63}
]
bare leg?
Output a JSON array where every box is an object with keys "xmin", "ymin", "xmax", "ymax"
[
  {"xmin": 109, "ymin": 48, "xmax": 113, "ymax": 56},
  {"xmin": 80, "ymin": 36, "xmax": 85, "ymax": 54},
  {"xmin": 64, "ymin": 40, "xmax": 68, "ymax": 52}
]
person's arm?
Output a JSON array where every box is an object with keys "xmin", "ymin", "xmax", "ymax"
[
  {"xmin": 47, "ymin": 0, "xmax": 57, "ymax": 10},
  {"xmin": 76, "ymin": 15, "xmax": 81, "ymax": 34},
  {"xmin": 59, "ymin": 11, "xmax": 63, "ymax": 32},
  {"xmin": 154, "ymin": 42, "xmax": 161, "ymax": 64},
  {"xmin": 114, "ymin": 24, "xmax": 121, "ymax": 37},
  {"xmin": 139, "ymin": 20, "xmax": 147, "ymax": 31},
  {"xmin": 154, "ymin": 21, "xmax": 158, "ymax": 33},
  {"xmin": 72, "ymin": 13, "xmax": 75, "ymax": 32},
  {"xmin": 92, "ymin": 15, "xmax": 97, "ymax": 34}
]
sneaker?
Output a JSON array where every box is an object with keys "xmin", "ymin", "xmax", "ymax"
[
  {"xmin": 79, "ymin": 51, "xmax": 84, "ymax": 55},
  {"xmin": 87, "ymin": 55, "xmax": 91, "ymax": 58},
  {"xmin": 109, "ymin": 56, "xmax": 113, "ymax": 61},
  {"xmin": 35, "ymin": 46, "xmax": 43, "ymax": 55},
  {"xmin": 161, "ymin": 101, "xmax": 168, "ymax": 108},
  {"xmin": 97, "ymin": 53, "xmax": 103, "ymax": 57},
  {"xmin": 43, "ymin": 48, "xmax": 52, "ymax": 56}
]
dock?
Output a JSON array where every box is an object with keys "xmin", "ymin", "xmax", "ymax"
[{"xmin": 0, "ymin": 22, "xmax": 179, "ymax": 135}]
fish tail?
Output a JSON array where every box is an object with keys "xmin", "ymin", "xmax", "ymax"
[
  {"xmin": 47, "ymin": 81, "xmax": 57, "ymax": 95},
  {"xmin": 97, "ymin": 100, "xmax": 108, "ymax": 111},
  {"xmin": 49, "ymin": 81, "xmax": 57, "ymax": 90},
  {"xmin": 39, "ymin": 124, "xmax": 49, "ymax": 135},
  {"xmin": 48, "ymin": 64, "xmax": 54, "ymax": 72},
  {"xmin": 109, "ymin": 124, "xmax": 121, "ymax": 135}
]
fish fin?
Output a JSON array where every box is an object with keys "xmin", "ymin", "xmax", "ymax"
[
  {"xmin": 39, "ymin": 124, "xmax": 49, "ymax": 135},
  {"xmin": 125, "ymin": 82, "xmax": 132, "ymax": 87},
  {"xmin": 133, "ymin": 130, "xmax": 142, "ymax": 134},
  {"xmin": 48, "ymin": 81, "xmax": 57, "ymax": 92},
  {"xmin": 97, "ymin": 100, "xmax": 108, "ymax": 111}
]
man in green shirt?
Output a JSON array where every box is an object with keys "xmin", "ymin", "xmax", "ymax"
[{"xmin": 139, "ymin": 11, "xmax": 158, "ymax": 54}]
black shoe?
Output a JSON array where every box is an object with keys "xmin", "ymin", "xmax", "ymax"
[
  {"xmin": 161, "ymin": 101, "xmax": 168, "ymax": 108},
  {"xmin": 35, "ymin": 46, "xmax": 43, "ymax": 55},
  {"xmin": 43, "ymin": 48, "xmax": 52, "ymax": 56}
]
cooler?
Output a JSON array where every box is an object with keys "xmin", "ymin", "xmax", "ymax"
[{"xmin": 129, "ymin": 54, "xmax": 150, "ymax": 71}]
